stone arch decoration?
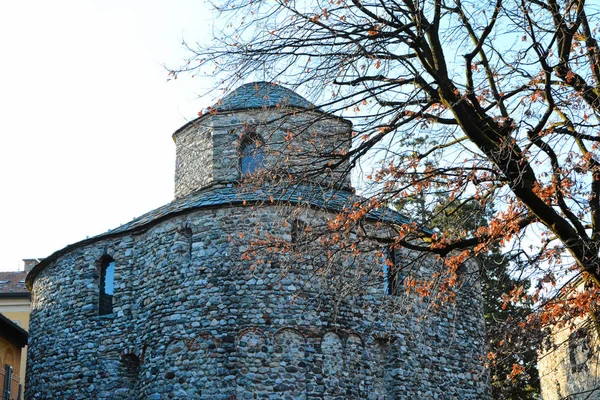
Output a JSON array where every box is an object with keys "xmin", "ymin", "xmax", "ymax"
[
  {"xmin": 189, "ymin": 333, "xmax": 222, "ymax": 397},
  {"xmin": 364, "ymin": 337, "xmax": 388, "ymax": 400},
  {"xmin": 236, "ymin": 328, "xmax": 267, "ymax": 353},
  {"xmin": 120, "ymin": 347, "xmax": 143, "ymax": 379},
  {"xmin": 236, "ymin": 328, "xmax": 269, "ymax": 399},
  {"xmin": 121, "ymin": 347, "xmax": 144, "ymax": 362},
  {"xmin": 146, "ymin": 333, "xmax": 221, "ymax": 398},
  {"xmin": 321, "ymin": 331, "xmax": 344, "ymax": 398},
  {"xmin": 272, "ymin": 328, "xmax": 307, "ymax": 399},
  {"xmin": 346, "ymin": 334, "xmax": 365, "ymax": 397},
  {"xmin": 165, "ymin": 338, "xmax": 187, "ymax": 358}
]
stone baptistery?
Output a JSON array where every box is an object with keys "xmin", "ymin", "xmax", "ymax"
[{"xmin": 25, "ymin": 82, "xmax": 490, "ymax": 399}]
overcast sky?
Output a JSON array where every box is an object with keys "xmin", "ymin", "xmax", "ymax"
[{"xmin": 0, "ymin": 0, "xmax": 221, "ymax": 271}]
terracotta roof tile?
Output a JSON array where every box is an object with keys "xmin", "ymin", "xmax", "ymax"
[{"xmin": 0, "ymin": 271, "xmax": 29, "ymax": 296}]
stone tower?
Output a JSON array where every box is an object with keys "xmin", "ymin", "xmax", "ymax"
[
  {"xmin": 172, "ymin": 82, "xmax": 352, "ymax": 199},
  {"xmin": 25, "ymin": 82, "xmax": 490, "ymax": 399}
]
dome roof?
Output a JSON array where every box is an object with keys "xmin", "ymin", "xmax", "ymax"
[{"xmin": 213, "ymin": 82, "xmax": 317, "ymax": 111}]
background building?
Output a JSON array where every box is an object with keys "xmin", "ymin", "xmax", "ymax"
[
  {"xmin": 0, "ymin": 313, "xmax": 28, "ymax": 400},
  {"xmin": 0, "ymin": 259, "xmax": 37, "ymax": 395},
  {"xmin": 538, "ymin": 280, "xmax": 600, "ymax": 399}
]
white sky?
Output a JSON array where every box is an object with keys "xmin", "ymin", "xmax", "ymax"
[{"xmin": 0, "ymin": 0, "xmax": 220, "ymax": 271}]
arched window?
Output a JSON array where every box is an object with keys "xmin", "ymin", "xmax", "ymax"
[
  {"xmin": 240, "ymin": 134, "xmax": 265, "ymax": 175},
  {"xmin": 121, "ymin": 353, "xmax": 141, "ymax": 381},
  {"xmin": 99, "ymin": 256, "xmax": 115, "ymax": 315},
  {"xmin": 291, "ymin": 219, "xmax": 309, "ymax": 249}
]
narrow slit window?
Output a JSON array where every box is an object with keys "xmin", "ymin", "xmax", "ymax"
[
  {"xmin": 99, "ymin": 256, "xmax": 115, "ymax": 315},
  {"xmin": 382, "ymin": 248, "xmax": 399, "ymax": 296},
  {"xmin": 291, "ymin": 219, "xmax": 309, "ymax": 249}
]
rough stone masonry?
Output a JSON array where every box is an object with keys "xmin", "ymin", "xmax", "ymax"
[{"xmin": 25, "ymin": 82, "xmax": 490, "ymax": 399}]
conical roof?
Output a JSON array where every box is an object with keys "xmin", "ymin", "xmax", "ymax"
[{"xmin": 213, "ymin": 82, "xmax": 316, "ymax": 111}]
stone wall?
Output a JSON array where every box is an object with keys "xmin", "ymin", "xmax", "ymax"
[
  {"xmin": 26, "ymin": 204, "xmax": 489, "ymax": 399},
  {"xmin": 173, "ymin": 121, "xmax": 214, "ymax": 199},
  {"xmin": 173, "ymin": 109, "xmax": 352, "ymax": 199},
  {"xmin": 539, "ymin": 316, "xmax": 600, "ymax": 399}
]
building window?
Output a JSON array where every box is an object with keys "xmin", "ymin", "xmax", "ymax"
[
  {"xmin": 240, "ymin": 133, "xmax": 265, "ymax": 175},
  {"xmin": 569, "ymin": 328, "xmax": 592, "ymax": 373},
  {"xmin": 121, "ymin": 353, "xmax": 141, "ymax": 382},
  {"xmin": 3, "ymin": 364, "xmax": 12, "ymax": 399},
  {"xmin": 99, "ymin": 256, "xmax": 115, "ymax": 315},
  {"xmin": 291, "ymin": 219, "xmax": 309, "ymax": 249},
  {"xmin": 382, "ymin": 248, "xmax": 400, "ymax": 296}
]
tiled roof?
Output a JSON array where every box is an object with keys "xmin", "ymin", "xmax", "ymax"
[
  {"xmin": 213, "ymin": 82, "xmax": 317, "ymax": 111},
  {"xmin": 105, "ymin": 184, "xmax": 415, "ymax": 236},
  {"xmin": 27, "ymin": 184, "xmax": 424, "ymax": 288},
  {"xmin": 172, "ymin": 82, "xmax": 347, "ymax": 139},
  {"xmin": 0, "ymin": 271, "xmax": 29, "ymax": 296}
]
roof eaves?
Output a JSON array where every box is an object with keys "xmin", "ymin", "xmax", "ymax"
[
  {"xmin": 0, "ymin": 313, "xmax": 28, "ymax": 347},
  {"xmin": 26, "ymin": 185, "xmax": 422, "ymax": 290}
]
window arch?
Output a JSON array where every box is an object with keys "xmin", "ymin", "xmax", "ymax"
[
  {"xmin": 99, "ymin": 255, "xmax": 115, "ymax": 315},
  {"xmin": 239, "ymin": 133, "xmax": 265, "ymax": 175}
]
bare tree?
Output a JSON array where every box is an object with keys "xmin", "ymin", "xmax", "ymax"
[{"xmin": 171, "ymin": 0, "xmax": 600, "ymax": 391}]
